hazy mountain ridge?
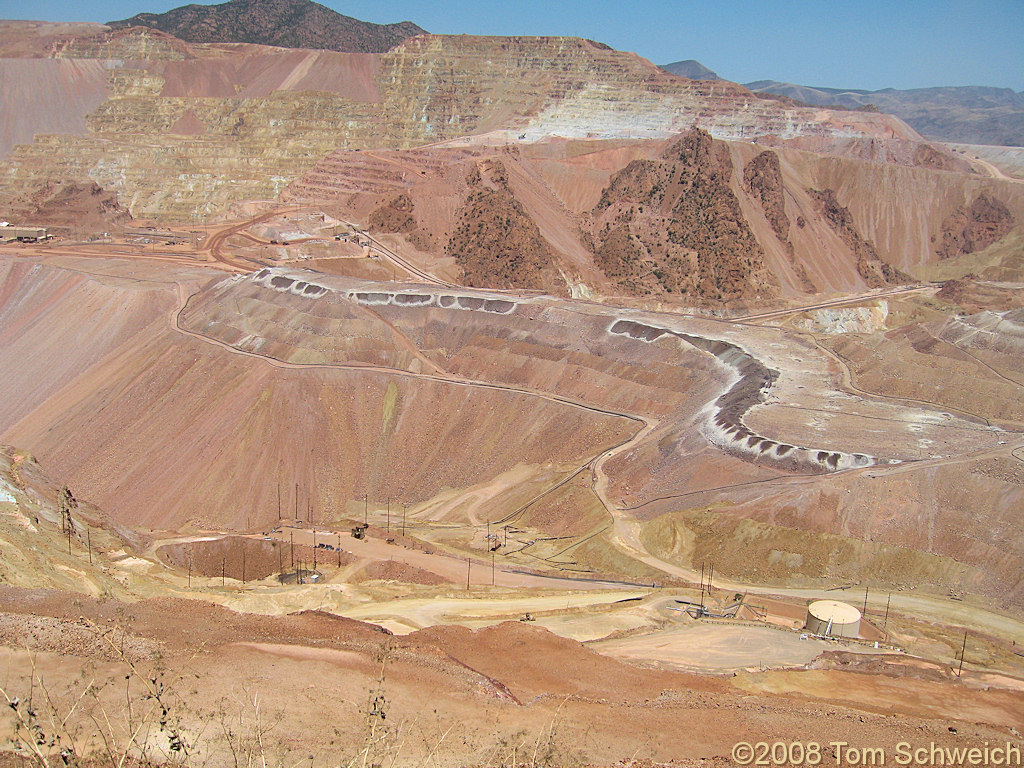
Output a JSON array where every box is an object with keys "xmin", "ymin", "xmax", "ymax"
[
  {"xmin": 745, "ymin": 80, "xmax": 1024, "ymax": 146},
  {"xmin": 660, "ymin": 59, "xmax": 720, "ymax": 81},
  {"xmin": 108, "ymin": 0, "xmax": 426, "ymax": 53},
  {"xmin": 656, "ymin": 56, "xmax": 1024, "ymax": 146}
]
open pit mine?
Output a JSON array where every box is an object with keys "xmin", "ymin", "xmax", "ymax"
[{"xmin": 0, "ymin": 6, "xmax": 1023, "ymax": 768}]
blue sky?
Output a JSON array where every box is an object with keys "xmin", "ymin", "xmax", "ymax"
[{"xmin": 1, "ymin": 0, "xmax": 1021, "ymax": 91}]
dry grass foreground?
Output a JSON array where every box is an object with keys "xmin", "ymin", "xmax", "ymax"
[{"xmin": 1, "ymin": 587, "xmax": 1022, "ymax": 768}]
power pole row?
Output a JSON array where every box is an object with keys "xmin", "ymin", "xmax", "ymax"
[{"xmin": 699, "ymin": 562, "xmax": 714, "ymax": 610}]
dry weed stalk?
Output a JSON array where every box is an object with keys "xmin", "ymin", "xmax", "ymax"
[
  {"xmin": 0, "ymin": 620, "xmax": 203, "ymax": 768},
  {"xmin": 0, "ymin": 618, "xmax": 586, "ymax": 768},
  {"xmin": 1, "ymin": 651, "xmax": 86, "ymax": 768},
  {"xmin": 212, "ymin": 691, "xmax": 280, "ymax": 768}
]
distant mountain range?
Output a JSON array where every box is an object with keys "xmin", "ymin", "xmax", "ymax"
[
  {"xmin": 745, "ymin": 81, "xmax": 1024, "ymax": 146},
  {"xmin": 660, "ymin": 60, "xmax": 720, "ymax": 81},
  {"xmin": 660, "ymin": 60, "xmax": 1024, "ymax": 146},
  {"xmin": 108, "ymin": 0, "xmax": 425, "ymax": 54}
]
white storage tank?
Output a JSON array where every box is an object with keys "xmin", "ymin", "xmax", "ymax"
[{"xmin": 805, "ymin": 600, "xmax": 861, "ymax": 638}]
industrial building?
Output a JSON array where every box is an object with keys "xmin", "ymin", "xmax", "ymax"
[
  {"xmin": 0, "ymin": 225, "xmax": 50, "ymax": 243},
  {"xmin": 805, "ymin": 599, "xmax": 861, "ymax": 638}
]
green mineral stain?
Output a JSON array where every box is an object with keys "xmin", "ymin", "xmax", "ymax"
[{"xmin": 381, "ymin": 381, "xmax": 399, "ymax": 434}]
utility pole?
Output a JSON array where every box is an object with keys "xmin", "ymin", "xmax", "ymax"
[
  {"xmin": 466, "ymin": 558, "xmax": 471, "ymax": 590},
  {"xmin": 188, "ymin": 558, "xmax": 192, "ymax": 588},
  {"xmin": 277, "ymin": 544, "xmax": 282, "ymax": 578},
  {"xmin": 364, "ymin": 494, "xmax": 368, "ymax": 525},
  {"xmin": 277, "ymin": 482, "xmax": 281, "ymax": 520},
  {"xmin": 883, "ymin": 592, "xmax": 891, "ymax": 635},
  {"xmin": 491, "ymin": 550, "xmax": 495, "ymax": 586},
  {"xmin": 313, "ymin": 529, "xmax": 317, "ymax": 570},
  {"xmin": 386, "ymin": 497, "xmax": 390, "ymax": 534},
  {"xmin": 402, "ymin": 503, "xmax": 407, "ymax": 537},
  {"xmin": 700, "ymin": 562, "xmax": 705, "ymax": 609},
  {"xmin": 863, "ymin": 586, "xmax": 869, "ymax": 617},
  {"xmin": 294, "ymin": 482, "xmax": 299, "ymax": 522},
  {"xmin": 87, "ymin": 530, "xmax": 92, "ymax": 565},
  {"xmin": 958, "ymin": 631, "xmax": 968, "ymax": 677},
  {"xmin": 290, "ymin": 530, "xmax": 295, "ymax": 570}
]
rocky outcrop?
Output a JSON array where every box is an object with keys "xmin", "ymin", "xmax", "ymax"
[
  {"xmin": 809, "ymin": 188, "xmax": 912, "ymax": 288},
  {"xmin": 368, "ymin": 193, "xmax": 417, "ymax": 233},
  {"xmin": 594, "ymin": 225, "xmax": 645, "ymax": 281},
  {"xmin": 743, "ymin": 150, "xmax": 789, "ymax": 241},
  {"xmin": 937, "ymin": 193, "xmax": 1015, "ymax": 260},
  {"xmin": 742, "ymin": 150, "xmax": 817, "ymax": 292},
  {"xmin": 108, "ymin": 0, "xmax": 425, "ymax": 54},
  {"xmin": 587, "ymin": 128, "xmax": 778, "ymax": 302},
  {"xmin": 18, "ymin": 180, "xmax": 131, "ymax": 235},
  {"xmin": 446, "ymin": 162, "xmax": 561, "ymax": 292}
]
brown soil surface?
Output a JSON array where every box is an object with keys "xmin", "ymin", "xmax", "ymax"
[
  {"xmin": 0, "ymin": 261, "xmax": 632, "ymax": 531},
  {"xmin": 4, "ymin": 28, "xmax": 1024, "ymax": 754},
  {"xmin": 367, "ymin": 192, "xmax": 416, "ymax": 233},
  {"xmin": 0, "ymin": 58, "xmax": 109, "ymax": 158},
  {"xmin": 0, "ymin": 243, "xmax": 1023, "ymax": 765},
  {"xmin": 285, "ymin": 135, "xmax": 1024, "ymax": 301},
  {"xmin": 934, "ymin": 276, "xmax": 1024, "ymax": 312},
  {"xmin": 353, "ymin": 559, "xmax": 451, "ymax": 585}
]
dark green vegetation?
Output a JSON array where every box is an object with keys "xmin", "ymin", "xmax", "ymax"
[{"xmin": 109, "ymin": 0, "xmax": 425, "ymax": 53}]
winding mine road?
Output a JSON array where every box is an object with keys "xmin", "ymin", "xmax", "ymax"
[
  {"xmin": 166, "ymin": 272, "xmax": 1024, "ymax": 631},
  {"xmin": 16, "ymin": 234, "xmax": 1022, "ymax": 650}
]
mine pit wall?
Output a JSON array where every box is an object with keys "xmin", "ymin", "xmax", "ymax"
[
  {"xmin": 1, "ymin": 29, "xmax": 928, "ymax": 225},
  {"xmin": 607, "ymin": 319, "xmax": 878, "ymax": 474},
  {"xmin": 250, "ymin": 268, "xmax": 878, "ymax": 474}
]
